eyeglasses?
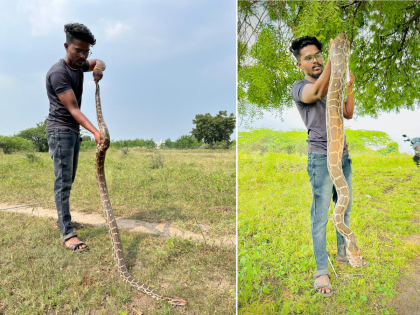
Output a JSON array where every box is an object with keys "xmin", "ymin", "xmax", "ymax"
[
  {"xmin": 71, "ymin": 46, "xmax": 92, "ymax": 58},
  {"xmin": 302, "ymin": 51, "xmax": 322, "ymax": 62}
]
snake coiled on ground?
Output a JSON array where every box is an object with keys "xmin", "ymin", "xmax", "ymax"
[
  {"xmin": 94, "ymin": 82, "xmax": 187, "ymax": 306},
  {"xmin": 326, "ymin": 34, "xmax": 361, "ymax": 267}
]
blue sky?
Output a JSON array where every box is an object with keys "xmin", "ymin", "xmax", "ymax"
[{"xmin": 0, "ymin": 0, "xmax": 236, "ymax": 141}]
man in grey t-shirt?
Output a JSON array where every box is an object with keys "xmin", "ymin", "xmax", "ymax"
[
  {"xmin": 290, "ymin": 36, "xmax": 367, "ymax": 296},
  {"xmin": 46, "ymin": 23, "xmax": 106, "ymax": 252}
]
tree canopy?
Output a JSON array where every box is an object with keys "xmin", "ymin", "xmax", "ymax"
[
  {"xmin": 16, "ymin": 120, "xmax": 48, "ymax": 152},
  {"xmin": 191, "ymin": 111, "xmax": 236, "ymax": 148},
  {"xmin": 238, "ymin": 0, "xmax": 420, "ymax": 122}
]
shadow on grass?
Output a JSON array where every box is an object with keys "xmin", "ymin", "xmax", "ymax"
[{"xmin": 127, "ymin": 207, "xmax": 189, "ymax": 222}]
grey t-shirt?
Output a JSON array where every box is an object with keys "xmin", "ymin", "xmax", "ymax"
[
  {"xmin": 46, "ymin": 59, "xmax": 90, "ymax": 133},
  {"xmin": 292, "ymin": 79, "xmax": 348, "ymax": 155}
]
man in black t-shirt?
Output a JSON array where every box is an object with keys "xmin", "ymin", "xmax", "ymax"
[
  {"xmin": 289, "ymin": 36, "xmax": 367, "ymax": 296},
  {"xmin": 46, "ymin": 23, "xmax": 106, "ymax": 252}
]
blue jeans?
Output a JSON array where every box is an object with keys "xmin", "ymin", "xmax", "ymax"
[
  {"xmin": 46, "ymin": 128, "xmax": 81, "ymax": 236},
  {"xmin": 307, "ymin": 153, "xmax": 353, "ymax": 276}
]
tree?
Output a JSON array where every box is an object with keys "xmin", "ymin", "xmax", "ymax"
[
  {"xmin": 238, "ymin": 1, "xmax": 420, "ymax": 123},
  {"xmin": 191, "ymin": 111, "xmax": 236, "ymax": 148},
  {"xmin": 16, "ymin": 119, "xmax": 48, "ymax": 152},
  {"xmin": 164, "ymin": 138, "xmax": 174, "ymax": 149}
]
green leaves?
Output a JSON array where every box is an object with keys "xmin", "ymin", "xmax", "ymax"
[
  {"xmin": 163, "ymin": 134, "xmax": 202, "ymax": 149},
  {"xmin": 16, "ymin": 119, "xmax": 48, "ymax": 152},
  {"xmin": 0, "ymin": 136, "xmax": 35, "ymax": 154},
  {"xmin": 238, "ymin": 0, "xmax": 420, "ymax": 120},
  {"xmin": 191, "ymin": 111, "xmax": 236, "ymax": 148}
]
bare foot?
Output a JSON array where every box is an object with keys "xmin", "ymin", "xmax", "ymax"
[
  {"xmin": 315, "ymin": 275, "xmax": 331, "ymax": 294},
  {"xmin": 65, "ymin": 236, "xmax": 87, "ymax": 250}
]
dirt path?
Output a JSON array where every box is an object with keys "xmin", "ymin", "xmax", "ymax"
[
  {"xmin": 0, "ymin": 202, "xmax": 235, "ymax": 247},
  {"xmin": 386, "ymin": 234, "xmax": 420, "ymax": 314}
]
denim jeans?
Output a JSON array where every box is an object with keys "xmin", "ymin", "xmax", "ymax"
[
  {"xmin": 46, "ymin": 128, "xmax": 81, "ymax": 236},
  {"xmin": 307, "ymin": 153, "xmax": 352, "ymax": 276}
]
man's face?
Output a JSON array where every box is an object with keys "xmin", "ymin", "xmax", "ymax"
[
  {"xmin": 64, "ymin": 39, "xmax": 91, "ymax": 68},
  {"xmin": 297, "ymin": 44, "xmax": 324, "ymax": 79}
]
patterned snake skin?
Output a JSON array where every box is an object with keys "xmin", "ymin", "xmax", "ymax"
[
  {"xmin": 94, "ymin": 82, "xmax": 187, "ymax": 306},
  {"xmin": 326, "ymin": 34, "xmax": 362, "ymax": 267}
]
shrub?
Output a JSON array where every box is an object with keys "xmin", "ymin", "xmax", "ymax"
[
  {"xmin": 148, "ymin": 153, "xmax": 164, "ymax": 169},
  {"xmin": 0, "ymin": 136, "xmax": 35, "ymax": 154},
  {"xmin": 16, "ymin": 120, "xmax": 48, "ymax": 152}
]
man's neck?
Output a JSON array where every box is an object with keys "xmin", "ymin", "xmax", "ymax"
[
  {"xmin": 305, "ymin": 74, "xmax": 317, "ymax": 83},
  {"xmin": 63, "ymin": 56, "xmax": 77, "ymax": 70}
]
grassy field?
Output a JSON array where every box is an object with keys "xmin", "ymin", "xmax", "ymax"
[
  {"xmin": 0, "ymin": 148, "xmax": 235, "ymax": 237},
  {"xmin": 0, "ymin": 148, "xmax": 236, "ymax": 314},
  {"xmin": 238, "ymin": 132, "xmax": 420, "ymax": 314}
]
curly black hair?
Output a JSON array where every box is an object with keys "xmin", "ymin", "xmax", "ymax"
[
  {"xmin": 64, "ymin": 23, "xmax": 96, "ymax": 46},
  {"xmin": 289, "ymin": 36, "xmax": 323, "ymax": 61}
]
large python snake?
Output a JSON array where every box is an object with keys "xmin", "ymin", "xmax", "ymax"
[
  {"xmin": 94, "ymin": 82, "xmax": 187, "ymax": 306},
  {"xmin": 326, "ymin": 34, "xmax": 361, "ymax": 267}
]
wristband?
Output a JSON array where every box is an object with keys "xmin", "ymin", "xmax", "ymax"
[
  {"xmin": 347, "ymin": 90, "xmax": 353, "ymax": 96},
  {"xmin": 94, "ymin": 67, "xmax": 103, "ymax": 71}
]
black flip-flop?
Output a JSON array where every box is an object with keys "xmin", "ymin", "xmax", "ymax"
[{"xmin": 61, "ymin": 232, "xmax": 88, "ymax": 253}]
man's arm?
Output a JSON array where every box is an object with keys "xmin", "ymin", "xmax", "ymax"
[
  {"xmin": 57, "ymin": 90, "xmax": 102, "ymax": 145},
  {"xmin": 343, "ymin": 71, "xmax": 355, "ymax": 119},
  {"xmin": 87, "ymin": 59, "xmax": 106, "ymax": 82},
  {"xmin": 301, "ymin": 39, "xmax": 334, "ymax": 104},
  {"xmin": 301, "ymin": 58, "xmax": 332, "ymax": 104}
]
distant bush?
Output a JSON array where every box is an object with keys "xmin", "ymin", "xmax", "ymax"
[
  {"xmin": 112, "ymin": 138, "xmax": 156, "ymax": 149},
  {"xmin": 214, "ymin": 140, "xmax": 235, "ymax": 150},
  {"xmin": 238, "ymin": 128, "xmax": 307, "ymax": 155},
  {"xmin": 80, "ymin": 138, "xmax": 156, "ymax": 150},
  {"xmin": 0, "ymin": 136, "xmax": 35, "ymax": 154},
  {"xmin": 345, "ymin": 129, "xmax": 392, "ymax": 154},
  {"xmin": 16, "ymin": 120, "xmax": 48, "ymax": 152},
  {"xmin": 162, "ymin": 135, "xmax": 234, "ymax": 150},
  {"xmin": 163, "ymin": 134, "xmax": 202, "ymax": 149},
  {"xmin": 148, "ymin": 153, "xmax": 164, "ymax": 169},
  {"xmin": 377, "ymin": 141, "xmax": 399, "ymax": 156},
  {"xmin": 238, "ymin": 128, "xmax": 395, "ymax": 155},
  {"xmin": 80, "ymin": 140, "xmax": 96, "ymax": 150},
  {"xmin": 25, "ymin": 152, "xmax": 42, "ymax": 164}
]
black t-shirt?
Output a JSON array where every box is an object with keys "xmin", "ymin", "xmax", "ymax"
[{"xmin": 46, "ymin": 59, "xmax": 90, "ymax": 133}]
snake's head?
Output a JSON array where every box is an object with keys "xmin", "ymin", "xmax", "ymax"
[{"xmin": 170, "ymin": 297, "xmax": 187, "ymax": 306}]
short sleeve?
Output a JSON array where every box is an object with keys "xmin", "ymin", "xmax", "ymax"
[
  {"xmin": 48, "ymin": 71, "xmax": 72, "ymax": 96},
  {"xmin": 82, "ymin": 60, "xmax": 90, "ymax": 72},
  {"xmin": 291, "ymin": 80, "xmax": 309, "ymax": 104}
]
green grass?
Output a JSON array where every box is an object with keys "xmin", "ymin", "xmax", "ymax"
[
  {"xmin": 0, "ymin": 148, "xmax": 235, "ymax": 237},
  {"xmin": 0, "ymin": 212, "xmax": 235, "ymax": 315},
  {"xmin": 238, "ymin": 150, "xmax": 420, "ymax": 314},
  {"xmin": 0, "ymin": 148, "xmax": 236, "ymax": 314}
]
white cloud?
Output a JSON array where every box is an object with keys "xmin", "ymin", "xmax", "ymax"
[
  {"xmin": 17, "ymin": 0, "xmax": 69, "ymax": 36},
  {"xmin": 104, "ymin": 22, "xmax": 131, "ymax": 40}
]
